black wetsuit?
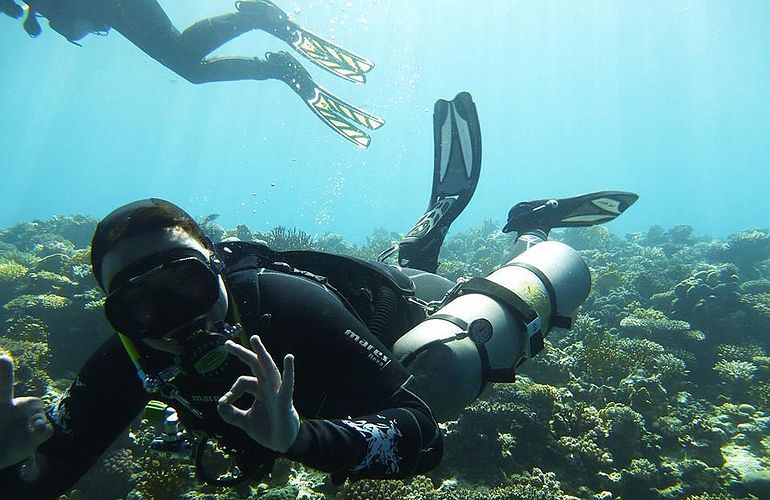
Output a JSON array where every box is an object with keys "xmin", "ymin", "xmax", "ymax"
[
  {"xmin": 1, "ymin": 257, "xmax": 443, "ymax": 499},
  {"xmin": 23, "ymin": 0, "xmax": 285, "ymax": 84}
]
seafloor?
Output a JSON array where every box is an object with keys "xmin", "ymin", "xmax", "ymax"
[{"xmin": 0, "ymin": 215, "xmax": 768, "ymax": 499}]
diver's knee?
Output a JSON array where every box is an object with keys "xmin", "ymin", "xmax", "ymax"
[{"xmin": 164, "ymin": 60, "xmax": 208, "ymax": 84}]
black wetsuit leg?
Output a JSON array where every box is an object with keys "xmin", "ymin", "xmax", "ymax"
[{"xmin": 105, "ymin": 0, "xmax": 278, "ymax": 84}]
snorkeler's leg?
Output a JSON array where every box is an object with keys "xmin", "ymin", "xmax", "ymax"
[
  {"xmin": 177, "ymin": 12, "xmax": 270, "ymax": 60},
  {"xmin": 106, "ymin": 0, "xmax": 271, "ymax": 83},
  {"xmin": 107, "ymin": 0, "xmax": 185, "ymax": 66}
]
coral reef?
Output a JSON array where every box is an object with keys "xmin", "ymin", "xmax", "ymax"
[{"xmin": 1, "ymin": 213, "xmax": 769, "ymax": 499}]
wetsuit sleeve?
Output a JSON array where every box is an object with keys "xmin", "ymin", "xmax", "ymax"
[
  {"xmin": 251, "ymin": 271, "xmax": 443, "ymax": 481},
  {"xmin": 0, "ymin": 335, "xmax": 149, "ymax": 500},
  {"xmin": 284, "ymin": 385, "xmax": 443, "ymax": 481}
]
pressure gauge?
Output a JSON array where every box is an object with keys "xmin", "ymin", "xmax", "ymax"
[{"xmin": 468, "ymin": 318, "xmax": 493, "ymax": 344}]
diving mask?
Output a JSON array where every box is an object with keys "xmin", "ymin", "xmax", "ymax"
[{"xmin": 104, "ymin": 248, "xmax": 225, "ymax": 340}]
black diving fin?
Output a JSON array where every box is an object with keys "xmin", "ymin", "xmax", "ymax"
[
  {"xmin": 386, "ymin": 92, "xmax": 482, "ymax": 272},
  {"xmin": 237, "ymin": 0, "xmax": 374, "ymax": 84},
  {"xmin": 502, "ymin": 191, "xmax": 639, "ymax": 234}
]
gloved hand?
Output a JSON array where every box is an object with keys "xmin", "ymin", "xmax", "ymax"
[
  {"xmin": 0, "ymin": 355, "xmax": 54, "ymax": 470},
  {"xmin": 217, "ymin": 335, "xmax": 300, "ymax": 453},
  {"xmin": 0, "ymin": 0, "xmax": 23, "ymax": 19}
]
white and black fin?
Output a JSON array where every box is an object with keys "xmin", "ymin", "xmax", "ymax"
[
  {"xmin": 289, "ymin": 24, "xmax": 374, "ymax": 84},
  {"xmin": 304, "ymin": 86, "xmax": 384, "ymax": 148},
  {"xmin": 237, "ymin": 0, "xmax": 374, "ymax": 84},
  {"xmin": 430, "ymin": 91, "xmax": 482, "ymax": 206},
  {"xmin": 502, "ymin": 191, "xmax": 639, "ymax": 233},
  {"xmin": 396, "ymin": 92, "xmax": 482, "ymax": 272}
]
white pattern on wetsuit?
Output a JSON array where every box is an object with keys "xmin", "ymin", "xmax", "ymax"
[
  {"xmin": 342, "ymin": 417, "xmax": 402, "ymax": 474},
  {"xmin": 48, "ymin": 388, "xmax": 73, "ymax": 436}
]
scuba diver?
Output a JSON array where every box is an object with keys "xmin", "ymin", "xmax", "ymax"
[
  {"xmin": 1, "ymin": 0, "xmax": 383, "ymax": 147},
  {"xmin": 0, "ymin": 93, "xmax": 637, "ymax": 498}
]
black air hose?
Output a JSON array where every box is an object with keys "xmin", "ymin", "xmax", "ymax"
[{"xmin": 367, "ymin": 285, "xmax": 398, "ymax": 344}]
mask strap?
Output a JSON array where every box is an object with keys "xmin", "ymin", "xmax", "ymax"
[
  {"xmin": 224, "ymin": 281, "xmax": 250, "ymax": 347},
  {"xmin": 118, "ymin": 332, "xmax": 153, "ymax": 387}
]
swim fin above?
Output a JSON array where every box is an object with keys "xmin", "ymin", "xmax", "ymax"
[
  {"xmin": 304, "ymin": 85, "xmax": 385, "ymax": 148},
  {"xmin": 267, "ymin": 51, "xmax": 384, "ymax": 148},
  {"xmin": 502, "ymin": 191, "xmax": 639, "ymax": 234},
  {"xmin": 288, "ymin": 24, "xmax": 374, "ymax": 84},
  {"xmin": 237, "ymin": 0, "xmax": 374, "ymax": 84},
  {"xmin": 391, "ymin": 92, "xmax": 482, "ymax": 272}
]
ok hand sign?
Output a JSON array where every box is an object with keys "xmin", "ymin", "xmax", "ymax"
[{"xmin": 217, "ymin": 336, "xmax": 300, "ymax": 453}]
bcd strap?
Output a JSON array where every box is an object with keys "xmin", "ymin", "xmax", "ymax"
[
  {"xmin": 398, "ymin": 313, "xmax": 496, "ymax": 394},
  {"xmin": 454, "ymin": 277, "xmax": 545, "ymax": 363}
]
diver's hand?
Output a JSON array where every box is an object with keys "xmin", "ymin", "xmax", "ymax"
[
  {"xmin": 0, "ymin": 0, "xmax": 23, "ymax": 19},
  {"xmin": 0, "ymin": 356, "xmax": 54, "ymax": 470},
  {"xmin": 217, "ymin": 335, "xmax": 300, "ymax": 453}
]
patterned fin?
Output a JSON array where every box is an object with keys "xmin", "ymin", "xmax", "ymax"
[
  {"xmin": 290, "ymin": 24, "xmax": 374, "ymax": 84},
  {"xmin": 304, "ymin": 87, "xmax": 385, "ymax": 148}
]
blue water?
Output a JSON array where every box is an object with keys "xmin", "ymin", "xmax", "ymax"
[{"xmin": 1, "ymin": 0, "xmax": 769, "ymax": 243}]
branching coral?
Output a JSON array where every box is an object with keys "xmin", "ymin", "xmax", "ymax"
[
  {"xmin": 3, "ymin": 315, "xmax": 49, "ymax": 343},
  {"xmin": 342, "ymin": 475, "xmax": 436, "ymax": 500},
  {"xmin": 619, "ymin": 307, "xmax": 695, "ymax": 349},
  {"xmin": 0, "ymin": 260, "xmax": 28, "ymax": 283},
  {"xmin": 713, "ymin": 360, "xmax": 757, "ymax": 386},
  {"xmin": 4, "ymin": 293, "xmax": 71, "ymax": 312},
  {"xmin": 260, "ymin": 226, "xmax": 314, "ymax": 251},
  {"xmin": 598, "ymin": 403, "xmax": 645, "ymax": 466},
  {"xmin": 572, "ymin": 331, "xmax": 672, "ymax": 385},
  {"xmin": 715, "ymin": 229, "xmax": 770, "ymax": 277}
]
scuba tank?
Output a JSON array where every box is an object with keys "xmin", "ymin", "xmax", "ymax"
[{"xmin": 393, "ymin": 241, "xmax": 590, "ymax": 421}]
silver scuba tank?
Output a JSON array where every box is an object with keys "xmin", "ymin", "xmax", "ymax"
[{"xmin": 393, "ymin": 241, "xmax": 590, "ymax": 421}]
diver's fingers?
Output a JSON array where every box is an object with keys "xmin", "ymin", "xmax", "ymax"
[
  {"xmin": 14, "ymin": 398, "xmax": 53, "ymax": 442},
  {"xmin": 216, "ymin": 400, "xmax": 249, "ymax": 429},
  {"xmin": 224, "ymin": 340, "xmax": 263, "ymax": 378},
  {"xmin": 25, "ymin": 413, "xmax": 54, "ymax": 446},
  {"xmin": 278, "ymin": 354, "xmax": 295, "ymax": 408},
  {"xmin": 0, "ymin": 356, "xmax": 14, "ymax": 406},
  {"xmin": 249, "ymin": 335, "xmax": 281, "ymax": 387},
  {"xmin": 12, "ymin": 397, "xmax": 45, "ymax": 418},
  {"xmin": 219, "ymin": 376, "xmax": 265, "ymax": 405}
]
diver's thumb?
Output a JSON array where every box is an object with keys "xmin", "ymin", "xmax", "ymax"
[{"xmin": 27, "ymin": 415, "xmax": 54, "ymax": 447}]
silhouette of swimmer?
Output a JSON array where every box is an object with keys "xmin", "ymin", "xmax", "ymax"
[{"xmin": 2, "ymin": 0, "xmax": 384, "ymax": 147}]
